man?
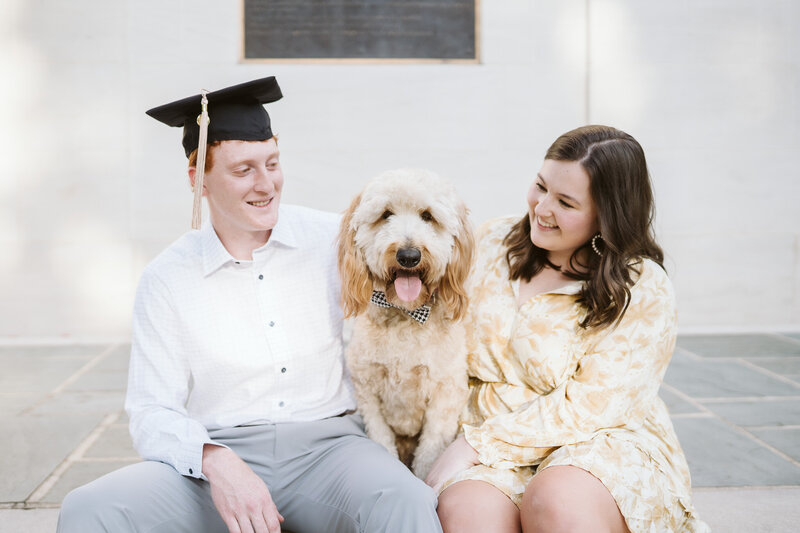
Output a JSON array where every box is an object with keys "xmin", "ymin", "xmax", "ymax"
[{"xmin": 57, "ymin": 76, "xmax": 441, "ymax": 533}]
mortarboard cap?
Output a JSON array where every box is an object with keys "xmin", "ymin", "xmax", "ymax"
[{"xmin": 146, "ymin": 76, "xmax": 283, "ymax": 158}]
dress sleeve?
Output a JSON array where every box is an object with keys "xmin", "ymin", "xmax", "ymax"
[
  {"xmin": 125, "ymin": 269, "xmax": 224, "ymax": 479},
  {"xmin": 463, "ymin": 261, "xmax": 677, "ymax": 468},
  {"xmin": 463, "ymin": 217, "xmax": 520, "ymax": 383}
]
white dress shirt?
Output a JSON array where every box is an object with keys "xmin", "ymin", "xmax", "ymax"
[{"xmin": 125, "ymin": 204, "xmax": 356, "ymax": 478}]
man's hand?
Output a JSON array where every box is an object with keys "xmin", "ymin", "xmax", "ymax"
[
  {"xmin": 203, "ymin": 444, "xmax": 284, "ymax": 533},
  {"xmin": 424, "ymin": 434, "xmax": 480, "ymax": 493}
]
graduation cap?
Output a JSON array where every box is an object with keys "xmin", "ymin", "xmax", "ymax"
[{"xmin": 146, "ymin": 76, "xmax": 283, "ymax": 229}]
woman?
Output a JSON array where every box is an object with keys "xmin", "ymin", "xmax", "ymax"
[{"xmin": 426, "ymin": 125, "xmax": 709, "ymax": 532}]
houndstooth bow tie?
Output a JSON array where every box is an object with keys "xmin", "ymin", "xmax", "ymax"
[{"xmin": 370, "ymin": 290, "xmax": 431, "ymax": 324}]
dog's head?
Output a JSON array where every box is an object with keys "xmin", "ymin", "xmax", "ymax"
[{"xmin": 338, "ymin": 169, "xmax": 474, "ymax": 321}]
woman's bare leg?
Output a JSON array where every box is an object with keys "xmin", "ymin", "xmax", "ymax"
[
  {"xmin": 520, "ymin": 466, "xmax": 629, "ymax": 533},
  {"xmin": 438, "ymin": 480, "xmax": 521, "ymax": 533}
]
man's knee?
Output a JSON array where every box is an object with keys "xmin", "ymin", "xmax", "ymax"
[
  {"xmin": 58, "ymin": 461, "xmax": 203, "ymax": 533},
  {"xmin": 361, "ymin": 475, "xmax": 440, "ymax": 529},
  {"xmin": 58, "ymin": 482, "xmax": 123, "ymax": 532},
  {"xmin": 385, "ymin": 477, "xmax": 438, "ymax": 510}
]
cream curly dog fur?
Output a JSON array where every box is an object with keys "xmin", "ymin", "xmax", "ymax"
[{"xmin": 338, "ymin": 168, "xmax": 474, "ymax": 479}]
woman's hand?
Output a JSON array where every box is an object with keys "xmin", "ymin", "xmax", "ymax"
[
  {"xmin": 425, "ymin": 434, "xmax": 480, "ymax": 493},
  {"xmin": 203, "ymin": 444, "xmax": 284, "ymax": 533}
]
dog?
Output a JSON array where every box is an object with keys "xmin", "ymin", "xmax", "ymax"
[{"xmin": 337, "ymin": 168, "xmax": 474, "ymax": 479}]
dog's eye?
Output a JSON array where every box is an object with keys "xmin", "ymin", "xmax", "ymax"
[
  {"xmin": 381, "ymin": 210, "xmax": 393, "ymax": 220},
  {"xmin": 420, "ymin": 210, "xmax": 434, "ymax": 223}
]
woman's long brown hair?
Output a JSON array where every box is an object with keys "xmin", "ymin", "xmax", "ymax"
[{"xmin": 505, "ymin": 125, "xmax": 664, "ymax": 329}]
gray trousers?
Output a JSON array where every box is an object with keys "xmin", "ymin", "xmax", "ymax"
[{"xmin": 57, "ymin": 413, "xmax": 441, "ymax": 533}]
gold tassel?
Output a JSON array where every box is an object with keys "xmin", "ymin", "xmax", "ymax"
[{"xmin": 192, "ymin": 90, "xmax": 210, "ymax": 230}]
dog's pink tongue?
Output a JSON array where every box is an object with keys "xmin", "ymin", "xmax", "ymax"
[{"xmin": 395, "ymin": 274, "xmax": 422, "ymax": 302}]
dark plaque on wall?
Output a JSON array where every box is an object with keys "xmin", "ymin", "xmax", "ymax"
[{"xmin": 243, "ymin": 0, "xmax": 478, "ymax": 61}]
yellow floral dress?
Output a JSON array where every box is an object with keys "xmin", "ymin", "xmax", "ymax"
[{"xmin": 442, "ymin": 217, "xmax": 709, "ymax": 533}]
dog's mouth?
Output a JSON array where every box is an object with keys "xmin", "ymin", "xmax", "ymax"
[{"xmin": 389, "ymin": 268, "xmax": 425, "ymax": 303}]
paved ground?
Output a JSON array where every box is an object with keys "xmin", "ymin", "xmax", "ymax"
[{"xmin": 2, "ymin": 333, "xmax": 800, "ymax": 532}]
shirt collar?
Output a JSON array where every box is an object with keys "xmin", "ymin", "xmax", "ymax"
[
  {"xmin": 201, "ymin": 205, "xmax": 301, "ymax": 276},
  {"xmin": 201, "ymin": 222, "xmax": 236, "ymax": 276},
  {"xmin": 263, "ymin": 205, "xmax": 300, "ymax": 250}
]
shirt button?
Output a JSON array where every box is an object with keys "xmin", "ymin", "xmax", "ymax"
[
  {"xmin": 279, "ymin": 401, "xmax": 285, "ymax": 407},
  {"xmin": 189, "ymin": 468, "xmax": 193, "ymax": 474},
  {"xmin": 258, "ymin": 274, "xmax": 264, "ymax": 280},
  {"xmin": 269, "ymin": 321, "xmax": 275, "ymax": 327},
  {"xmin": 281, "ymin": 367, "xmax": 287, "ymax": 373}
]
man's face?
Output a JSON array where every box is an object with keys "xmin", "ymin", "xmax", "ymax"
[{"xmin": 199, "ymin": 138, "xmax": 283, "ymax": 242}]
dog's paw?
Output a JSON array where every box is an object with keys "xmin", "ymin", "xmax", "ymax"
[
  {"xmin": 382, "ymin": 441, "xmax": 400, "ymax": 460},
  {"xmin": 365, "ymin": 426, "xmax": 400, "ymax": 460},
  {"xmin": 411, "ymin": 455, "xmax": 433, "ymax": 480}
]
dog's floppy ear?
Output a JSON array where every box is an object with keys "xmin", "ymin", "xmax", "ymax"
[
  {"xmin": 337, "ymin": 193, "xmax": 373, "ymax": 318},
  {"xmin": 438, "ymin": 202, "xmax": 475, "ymax": 322}
]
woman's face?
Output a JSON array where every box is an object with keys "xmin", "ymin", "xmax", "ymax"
[{"xmin": 527, "ymin": 159, "xmax": 599, "ymax": 267}]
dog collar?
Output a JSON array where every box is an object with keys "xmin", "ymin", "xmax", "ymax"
[{"xmin": 370, "ymin": 290, "xmax": 431, "ymax": 324}]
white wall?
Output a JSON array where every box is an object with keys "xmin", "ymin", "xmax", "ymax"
[{"xmin": 0, "ymin": 0, "xmax": 798, "ymax": 340}]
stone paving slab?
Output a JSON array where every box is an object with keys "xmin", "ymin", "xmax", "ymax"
[
  {"xmin": 677, "ymin": 334, "xmax": 800, "ymax": 358},
  {"xmin": 702, "ymin": 398, "xmax": 800, "ymax": 427},
  {"xmin": 750, "ymin": 428, "xmax": 800, "ymax": 462},
  {"xmin": 692, "ymin": 487, "xmax": 800, "ymax": 533},
  {"xmin": 83, "ymin": 423, "xmax": 138, "ymax": 458},
  {"xmin": 40, "ymin": 460, "xmax": 138, "ymax": 504},
  {"xmin": 0, "ymin": 509, "xmax": 60, "ymax": 533},
  {"xmin": 659, "ymin": 386, "xmax": 705, "ymax": 415},
  {"xmin": 0, "ymin": 414, "xmax": 103, "ymax": 502},
  {"xmin": 63, "ymin": 345, "xmax": 130, "ymax": 393},
  {"xmin": 746, "ymin": 356, "xmax": 800, "ymax": 375},
  {"xmin": 0, "ymin": 392, "xmax": 42, "ymax": 416},
  {"xmin": 27, "ymin": 391, "xmax": 127, "ymax": 417},
  {"xmin": 673, "ymin": 416, "xmax": 800, "ymax": 486},
  {"xmin": 93, "ymin": 344, "xmax": 132, "ymax": 369},
  {"xmin": 664, "ymin": 350, "xmax": 800, "ymax": 399},
  {"xmin": 0, "ymin": 353, "xmax": 91, "ymax": 395},
  {"xmin": 65, "ymin": 369, "xmax": 129, "ymax": 392}
]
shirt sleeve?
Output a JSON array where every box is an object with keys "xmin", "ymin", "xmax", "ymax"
[
  {"xmin": 463, "ymin": 262, "xmax": 677, "ymax": 468},
  {"xmin": 125, "ymin": 268, "xmax": 225, "ymax": 479}
]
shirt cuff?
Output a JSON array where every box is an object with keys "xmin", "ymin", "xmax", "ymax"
[{"xmin": 177, "ymin": 439, "xmax": 229, "ymax": 480}]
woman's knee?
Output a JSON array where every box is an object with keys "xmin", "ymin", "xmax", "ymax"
[
  {"xmin": 436, "ymin": 485, "xmax": 464, "ymax": 528},
  {"xmin": 520, "ymin": 466, "xmax": 626, "ymax": 533},
  {"xmin": 438, "ymin": 481, "xmax": 520, "ymax": 533},
  {"xmin": 520, "ymin": 478, "xmax": 575, "ymax": 532},
  {"xmin": 437, "ymin": 488, "xmax": 478, "ymax": 531}
]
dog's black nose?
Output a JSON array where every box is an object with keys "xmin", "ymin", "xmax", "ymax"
[{"xmin": 396, "ymin": 247, "xmax": 421, "ymax": 268}]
